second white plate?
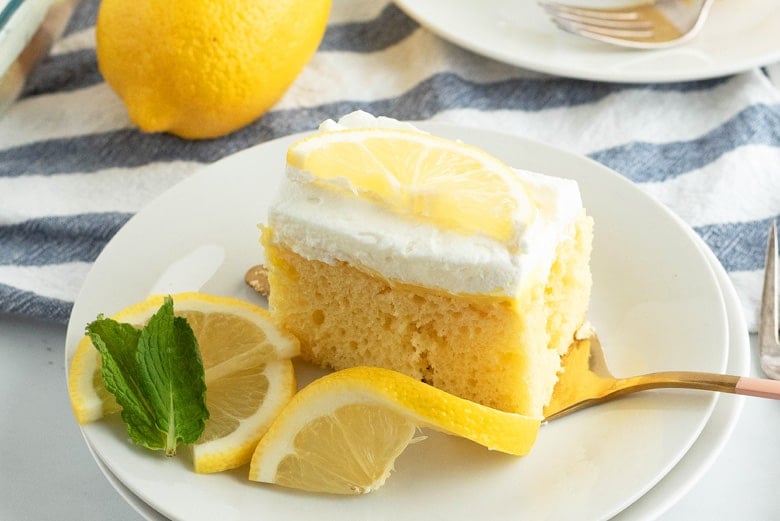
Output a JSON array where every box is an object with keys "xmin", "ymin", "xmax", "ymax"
[{"xmin": 84, "ymin": 228, "xmax": 750, "ymax": 521}]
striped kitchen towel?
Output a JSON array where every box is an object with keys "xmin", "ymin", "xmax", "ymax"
[{"xmin": 0, "ymin": 0, "xmax": 778, "ymax": 331}]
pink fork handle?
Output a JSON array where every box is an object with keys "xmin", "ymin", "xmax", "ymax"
[{"xmin": 735, "ymin": 377, "xmax": 780, "ymax": 399}]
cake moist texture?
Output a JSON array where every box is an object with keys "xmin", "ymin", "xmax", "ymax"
[{"xmin": 263, "ymin": 111, "xmax": 593, "ymax": 417}]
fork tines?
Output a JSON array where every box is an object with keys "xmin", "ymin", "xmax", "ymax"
[
  {"xmin": 542, "ymin": 2, "xmax": 654, "ymax": 38},
  {"xmin": 760, "ymin": 220, "xmax": 780, "ymax": 379},
  {"xmin": 541, "ymin": 2, "xmax": 655, "ymax": 39}
]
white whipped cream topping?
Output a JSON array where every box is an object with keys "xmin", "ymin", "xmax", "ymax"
[{"xmin": 267, "ymin": 111, "xmax": 584, "ymax": 296}]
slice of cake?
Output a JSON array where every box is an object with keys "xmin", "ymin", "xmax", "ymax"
[{"xmin": 262, "ymin": 111, "xmax": 593, "ymax": 417}]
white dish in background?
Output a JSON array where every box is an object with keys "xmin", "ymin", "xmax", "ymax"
[
  {"xmin": 66, "ymin": 123, "xmax": 729, "ymax": 521},
  {"xmin": 394, "ymin": 0, "xmax": 780, "ymax": 83}
]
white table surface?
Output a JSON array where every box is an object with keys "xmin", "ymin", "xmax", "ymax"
[{"xmin": 1, "ymin": 313, "xmax": 778, "ymax": 521}]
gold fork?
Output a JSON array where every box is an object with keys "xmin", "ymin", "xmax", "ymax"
[
  {"xmin": 546, "ymin": 223, "xmax": 780, "ymax": 420},
  {"xmin": 545, "ymin": 332, "xmax": 780, "ymax": 421}
]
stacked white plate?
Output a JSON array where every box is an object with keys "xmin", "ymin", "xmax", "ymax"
[{"xmin": 65, "ymin": 124, "xmax": 749, "ymax": 520}]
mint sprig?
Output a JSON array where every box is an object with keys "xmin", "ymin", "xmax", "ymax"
[{"xmin": 87, "ymin": 296, "xmax": 209, "ymax": 456}]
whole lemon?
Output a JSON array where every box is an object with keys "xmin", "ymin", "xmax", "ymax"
[{"xmin": 96, "ymin": 0, "xmax": 331, "ymax": 139}]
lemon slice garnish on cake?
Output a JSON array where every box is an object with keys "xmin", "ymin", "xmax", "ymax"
[
  {"xmin": 287, "ymin": 128, "xmax": 534, "ymax": 244},
  {"xmin": 67, "ymin": 292, "xmax": 300, "ymax": 473},
  {"xmin": 248, "ymin": 366, "xmax": 540, "ymax": 494}
]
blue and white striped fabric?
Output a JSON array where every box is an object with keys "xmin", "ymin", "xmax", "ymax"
[{"xmin": 1, "ymin": 0, "xmax": 778, "ymax": 331}]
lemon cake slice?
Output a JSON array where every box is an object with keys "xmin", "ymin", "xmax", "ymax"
[{"xmin": 262, "ymin": 111, "xmax": 593, "ymax": 417}]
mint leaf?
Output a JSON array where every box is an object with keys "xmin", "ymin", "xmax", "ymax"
[
  {"xmin": 136, "ymin": 297, "xmax": 208, "ymax": 453},
  {"xmin": 87, "ymin": 296, "xmax": 209, "ymax": 456},
  {"xmin": 88, "ymin": 318, "xmax": 161, "ymax": 446}
]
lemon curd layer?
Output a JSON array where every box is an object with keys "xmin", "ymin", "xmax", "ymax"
[{"xmin": 267, "ymin": 112, "xmax": 585, "ymax": 297}]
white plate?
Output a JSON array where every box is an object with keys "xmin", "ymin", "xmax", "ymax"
[
  {"xmin": 85, "ymin": 233, "xmax": 749, "ymax": 521},
  {"xmin": 66, "ymin": 123, "xmax": 728, "ymax": 521},
  {"xmin": 612, "ymin": 224, "xmax": 748, "ymax": 519},
  {"xmin": 394, "ymin": 0, "xmax": 780, "ymax": 83}
]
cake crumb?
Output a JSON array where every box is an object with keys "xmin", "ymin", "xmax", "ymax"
[
  {"xmin": 574, "ymin": 322, "xmax": 594, "ymax": 340},
  {"xmin": 245, "ymin": 265, "xmax": 270, "ymax": 296}
]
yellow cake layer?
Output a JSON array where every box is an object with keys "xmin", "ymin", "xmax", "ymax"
[{"xmin": 263, "ymin": 215, "xmax": 593, "ymax": 417}]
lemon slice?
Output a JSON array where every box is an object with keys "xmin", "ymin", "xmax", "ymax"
[
  {"xmin": 287, "ymin": 128, "xmax": 534, "ymax": 245},
  {"xmin": 67, "ymin": 292, "xmax": 300, "ymax": 473},
  {"xmin": 248, "ymin": 366, "xmax": 540, "ymax": 494}
]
